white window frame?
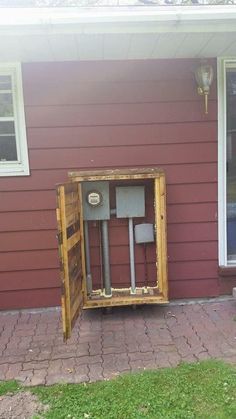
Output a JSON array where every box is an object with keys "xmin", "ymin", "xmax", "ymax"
[
  {"xmin": 218, "ymin": 57, "xmax": 236, "ymax": 267},
  {"xmin": 0, "ymin": 63, "xmax": 29, "ymax": 176}
]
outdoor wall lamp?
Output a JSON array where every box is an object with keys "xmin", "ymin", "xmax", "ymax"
[{"xmin": 195, "ymin": 63, "xmax": 214, "ymax": 114}]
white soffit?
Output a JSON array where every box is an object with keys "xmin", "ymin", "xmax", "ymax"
[{"xmin": 1, "ymin": 6, "xmax": 236, "ymax": 61}]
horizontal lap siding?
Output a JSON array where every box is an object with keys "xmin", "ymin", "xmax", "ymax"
[
  {"xmin": 28, "ymin": 144, "xmax": 216, "ymax": 170},
  {"xmin": 27, "ymin": 123, "xmax": 217, "ymax": 148},
  {"xmin": 0, "ymin": 163, "xmax": 217, "ymax": 192},
  {"xmin": 25, "ymin": 101, "xmax": 217, "ymax": 127},
  {"xmin": 0, "ymin": 58, "xmax": 218, "ymax": 309}
]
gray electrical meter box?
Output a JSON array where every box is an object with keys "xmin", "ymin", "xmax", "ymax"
[
  {"xmin": 135, "ymin": 223, "xmax": 154, "ymax": 244},
  {"xmin": 82, "ymin": 181, "xmax": 110, "ymax": 221},
  {"xmin": 116, "ymin": 186, "xmax": 145, "ymax": 218}
]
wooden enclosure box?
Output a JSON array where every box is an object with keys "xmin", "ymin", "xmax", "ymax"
[{"xmin": 56, "ymin": 168, "xmax": 168, "ymax": 340}]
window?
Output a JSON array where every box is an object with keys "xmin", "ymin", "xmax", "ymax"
[
  {"xmin": 0, "ymin": 63, "xmax": 29, "ymax": 176},
  {"xmin": 218, "ymin": 59, "xmax": 236, "ymax": 266}
]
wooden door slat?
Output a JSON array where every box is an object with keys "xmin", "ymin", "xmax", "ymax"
[
  {"xmin": 65, "ymin": 202, "xmax": 80, "ymax": 217},
  {"xmin": 65, "ymin": 212, "xmax": 80, "ymax": 229},
  {"xmin": 56, "ymin": 182, "xmax": 84, "ymax": 341},
  {"xmin": 67, "ymin": 230, "xmax": 81, "ymax": 252}
]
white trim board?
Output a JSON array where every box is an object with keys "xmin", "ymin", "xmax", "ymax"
[
  {"xmin": 1, "ymin": 6, "xmax": 236, "ymax": 34},
  {"xmin": 218, "ymin": 57, "xmax": 236, "ymax": 267},
  {"xmin": 1, "ymin": 6, "xmax": 236, "ymax": 62},
  {"xmin": 0, "ymin": 63, "xmax": 29, "ymax": 177}
]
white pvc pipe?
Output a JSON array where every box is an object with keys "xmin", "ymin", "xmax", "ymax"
[{"xmin": 128, "ymin": 217, "xmax": 136, "ymax": 294}]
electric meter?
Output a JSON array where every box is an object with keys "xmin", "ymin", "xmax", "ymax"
[
  {"xmin": 82, "ymin": 181, "xmax": 110, "ymax": 220},
  {"xmin": 87, "ymin": 190, "xmax": 103, "ymax": 207}
]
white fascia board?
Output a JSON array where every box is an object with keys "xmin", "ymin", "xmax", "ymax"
[{"xmin": 1, "ymin": 6, "xmax": 236, "ymax": 35}]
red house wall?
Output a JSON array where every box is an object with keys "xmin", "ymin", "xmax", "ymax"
[{"xmin": 0, "ymin": 58, "xmax": 219, "ymax": 309}]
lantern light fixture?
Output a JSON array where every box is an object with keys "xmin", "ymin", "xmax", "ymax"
[{"xmin": 195, "ymin": 63, "xmax": 214, "ymax": 114}]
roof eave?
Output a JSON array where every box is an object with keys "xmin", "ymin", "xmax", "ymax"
[{"xmin": 1, "ymin": 5, "xmax": 236, "ymax": 34}]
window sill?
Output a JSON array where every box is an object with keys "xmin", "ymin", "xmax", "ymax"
[{"xmin": 0, "ymin": 166, "xmax": 30, "ymax": 177}]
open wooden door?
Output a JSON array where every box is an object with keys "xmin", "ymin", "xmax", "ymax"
[{"xmin": 56, "ymin": 182, "xmax": 85, "ymax": 341}]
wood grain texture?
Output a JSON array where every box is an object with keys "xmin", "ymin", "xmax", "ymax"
[
  {"xmin": 57, "ymin": 183, "xmax": 84, "ymax": 340},
  {"xmin": 72, "ymin": 171, "xmax": 167, "ymax": 305},
  {"xmin": 155, "ymin": 174, "xmax": 168, "ymax": 299}
]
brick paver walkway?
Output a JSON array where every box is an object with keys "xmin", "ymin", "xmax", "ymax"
[{"xmin": 0, "ymin": 299, "xmax": 235, "ymax": 386}]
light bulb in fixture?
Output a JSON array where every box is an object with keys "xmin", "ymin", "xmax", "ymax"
[{"xmin": 195, "ymin": 64, "xmax": 214, "ymax": 114}]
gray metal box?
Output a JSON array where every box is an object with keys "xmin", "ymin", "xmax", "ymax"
[
  {"xmin": 135, "ymin": 223, "xmax": 154, "ymax": 244},
  {"xmin": 116, "ymin": 186, "xmax": 145, "ymax": 218},
  {"xmin": 82, "ymin": 181, "xmax": 110, "ymax": 221}
]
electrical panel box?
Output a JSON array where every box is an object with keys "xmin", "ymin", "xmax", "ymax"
[
  {"xmin": 135, "ymin": 223, "xmax": 154, "ymax": 244},
  {"xmin": 82, "ymin": 181, "xmax": 110, "ymax": 221},
  {"xmin": 56, "ymin": 167, "xmax": 168, "ymax": 341},
  {"xmin": 116, "ymin": 186, "xmax": 145, "ymax": 218}
]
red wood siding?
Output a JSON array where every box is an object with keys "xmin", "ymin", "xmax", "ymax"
[{"xmin": 0, "ymin": 58, "xmax": 220, "ymax": 309}]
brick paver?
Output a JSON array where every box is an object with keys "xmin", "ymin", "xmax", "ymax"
[{"xmin": 0, "ymin": 299, "xmax": 235, "ymax": 386}]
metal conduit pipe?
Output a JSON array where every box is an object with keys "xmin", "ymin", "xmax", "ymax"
[
  {"xmin": 84, "ymin": 221, "xmax": 93, "ymax": 295},
  {"xmin": 128, "ymin": 217, "xmax": 136, "ymax": 294},
  {"xmin": 101, "ymin": 220, "xmax": 112, "ymax": 297}
]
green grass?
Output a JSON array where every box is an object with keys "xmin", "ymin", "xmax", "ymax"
[
  {"xmin": 32, "ymin": 360, "xmax": 236, "ymax": 419},
  {"xmin": 1, "ymin": 360, "xmax": 236, "ymax": 418},
  {"xmin": 0, "ymin": 380, "xmax": 21, "ymax": 396}
]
